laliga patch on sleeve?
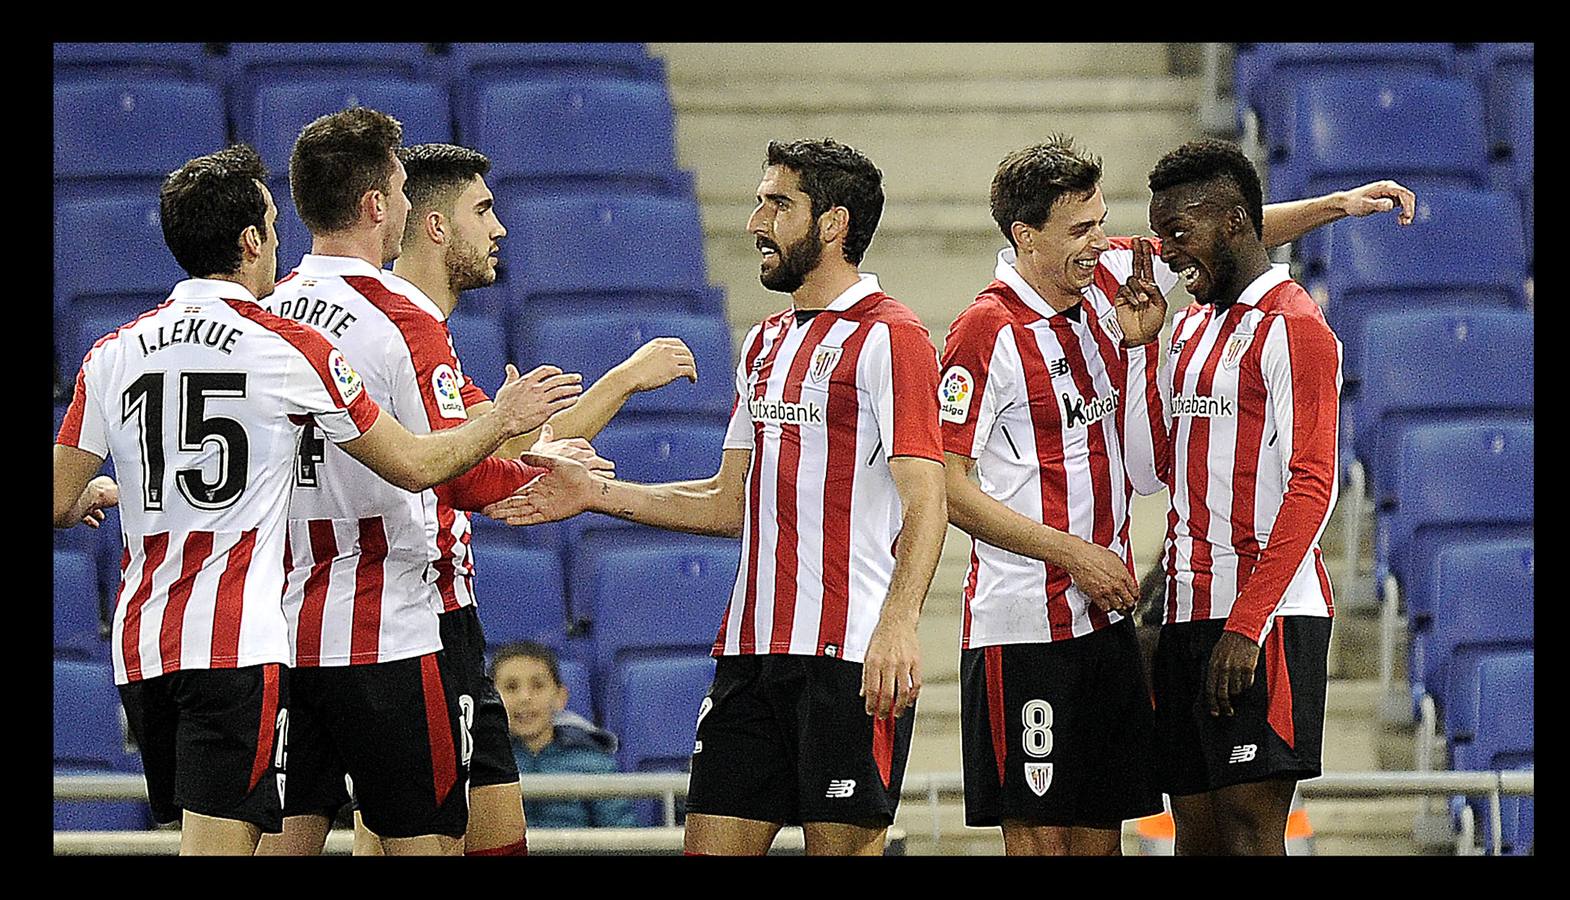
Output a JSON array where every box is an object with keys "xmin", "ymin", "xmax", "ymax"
[
  {"xmin": 939, "ymin": 366, "xmax": 975, "ymax": 424},
  {"xmin": 431, "ymin": 363, "xmax": 467, "ymax": 419},
  {"xmin": 328, "ymin": 349, "xmax": 364, "ymax": 405}
]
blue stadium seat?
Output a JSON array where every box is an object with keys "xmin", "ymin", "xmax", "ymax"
[
  {"xmin": 1491, "ymin": 73, "xmax": 1533, "ymax": 190},
  {"xmin": 1411, "ymin": 539, "xmax": 1532, "ymax": 733},
  {"xmin": 498, "ymin": 193, "xmax": 717, "ymax": 313},
  {"xmin": 515, "ymin": 312, "xmax": 734, "ymax": 416},
  {"xmin": 222, "ymin": 43, "xmax": 437, "ymax": 139},
  {"xmin": 474, "ymin": 78, "xmax": 687, "ymax": 197},
  {"xmin": 557, "ymin": 658, "xmax": 595, "ymax": 723},
  {"xmin": 1469, "ymin": 652, "xmax": 1533, "ymax": 855},
  {"xmin": 611, "ymin": 654, "xmax": 714, "ymax": 772},
  {"xmin": 446, "ymin": 309, "xmax": 512, "ymax": 398},
  {"xmin": 571, "ymin": 535, "xmax": 738, "ymax": 678},
  {"xmin": 1265, "ymin": 75, "xmax": 1488, "ymax": 206},
  {"xmin": 1352, "ymin": 309, "xmax": 1533, "ymax": 500},
  {"xmin": 441, "ymin": 42, "xmax": 660, "ymax": 140},
  {"xmin": 455, "ymin": 283, "xmax": 511, "ymax": 321},
  {"xmin": 54, "ymin": 80, "xmax": 227, "ymax": 202},
  {"xmin": 473, "ymin": 546, "xmax": 568, "ymax": 649},
  {"xmin": 1235, "ymin": 42, "xmax": 1457, "ymax": 134},
  {"xmin": 1376, "ymin": 420, "xmax": 1533, "ymax": 602},
  {"xmin": 55, "ymin": 550, "xmax": 105, "ymax": 659},
  {"xmin": 1323, "ymin": 189, "xmax": 1528, "ymax": 387},
  {"xmin": 54, "ymin": 659, "xmax": 151, "ymax": 830},
  {"xmin": 53, "ymin": 42, "xmax": 215, "ymax": 82},
  {"xmin": 54, "ymin": 196, "xmax": 184, "ymax": 365},
  {"xmin": 244, "ymin": 78, "xmax": 453, "ymax": 173}
]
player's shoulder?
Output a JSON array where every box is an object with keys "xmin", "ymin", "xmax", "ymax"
[
  {"xmin": 226, "ymin": 298, "xmax": 339, "ymax": 357},
  {"xmin": 860, "ymin": 292, "xmax": 932, "ymax": 340},
  {"xmin": 945, "ymin": 287, "xmax": 1015, "ymax": 344},
  {"xmin": 1259, "ymin": 279, "xmax": 1331, "ymax": 331}
]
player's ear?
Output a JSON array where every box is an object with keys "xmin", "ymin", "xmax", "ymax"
[
  {"xmin": 424, "ymin": 210, "xmax": 445, "ymax": 244},
  {"xmin": 363, "ymin": 188, "xmax": 385, "ymax": 226},
  {"xmin": 239, "ymin": 224, "xmax": 263, "ymax": 259},
  {"xmin": 1010, "ymin": 221, "xmax": 1034, "ymax": 254},
  {"xmin": 820, "ymin": 206, "xmax": 850, "ymax": 246}
]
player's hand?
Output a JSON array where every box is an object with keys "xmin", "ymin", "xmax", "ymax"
[
  {"xmin": 1112, "ymin": 237, "xmax": 1168, "ymax": 346},
  {"xmin": 1336, "ymin": 179, "xmax": 1417, "ymax": 226},
  {"xmin": 530, "ymin": 424, "xmax": 615, "ymax": 479},
  {"xmin": 861, "ymin": 611, "xmax": 921, "ymax": 720},
  {"xmin": 481, "ymin": 454, "xmax": 604, "ymax": 526},
  {"xmin": 77, "ymin": 476, "xmax": 119, "ymax": 528},
  {"xmin": 1061, "ymin": 537, "xmax": 1138, "ymax": 614},
  {"xmin": 1206, "ymin": 629, "xmax": 1262, "ymax": 717},
  {"xmin": 492, "ymin": 364, "xmax": 583, "ymax": 436},
  {"xmin": 611, "ymin": 337, "xmax": 698, "ymax": 393}
]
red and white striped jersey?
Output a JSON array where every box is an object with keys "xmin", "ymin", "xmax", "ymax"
[
  {"xmin": 940, "ymin": 243, "xmax": 1175, "ymax": 648},
  {"xmin": 1155, "ymin": 265, "xmax": 1341, "ymax": 643},
  {"xmin": 56, "ymin": 278, "xmax": 381, "ymax": 684},
  {"xmin": 715, "ymin": 275, "xmax": 943, "ymax": 664},
  {"xmin": 265, "ymin": 258, "xmax": 444, "ymax": 664}
]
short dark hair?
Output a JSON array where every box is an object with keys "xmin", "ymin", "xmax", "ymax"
[
  {"xmin": 990, "ymin": 135, "xmax": 1103, "ymax": 247},
  {"xmin": 765, "ymin": 138, "xmax": 884, "ymax": 265},
  {"xmin": 400, "ymin": 143, "xmax": 492, "ymax": 220},
  {"xmin": 289, "ymin": 106, "xmax": 403, "ymax": 235},
  {"xmin": 1147, "ymin": 139, "xmax": 1264, "ymax": 239},
  {"xmin": 159, "ymin": 144, "xmax": 270, "ymax": 278},
  {"xmin": 491, "ymin": 641, "xmax": 561, "ymax": 686}
]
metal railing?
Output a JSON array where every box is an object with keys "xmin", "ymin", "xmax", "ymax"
[{"xmin": 56, "ymin": 768, "xmax": 1532, "ymax": 855}]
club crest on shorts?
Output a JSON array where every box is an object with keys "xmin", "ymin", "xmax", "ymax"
[
  {"xmin": 808, "ymin": 344, "xmax": 843, "ymax": 385},
  {"xmin": 1222, "ymin": 332, "xmax": 1253, "ymax": 369},
  {"xmin": 1024, "ymin": 762, "xmax": 1054, "ymax": 796}
]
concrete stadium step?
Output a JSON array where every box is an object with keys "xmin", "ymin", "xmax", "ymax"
[
  {"xmin": 652, "ymin": 43, "xmax": 1173, "ymax": 81},
  {"xmin": 1301, "ymin": 797, "xmax": 1435, "ymax": 855}
]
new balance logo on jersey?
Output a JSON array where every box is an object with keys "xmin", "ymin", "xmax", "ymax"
[
  {"xmin": 750, "ymin": 397, "xmax": 824, "ymax": 426},
  {"xmin": 1171, "ymin": 394, "xmax": 1235, "ymax": 418},
  {"xmin": 1062, "ymin": 388, "xmax": 1119, "ymax": 429},
  {"xmin": 1047, "ymin": 357, "xmax": 1071, "ymax": 378},
  {"xmin": 1229, "ymin": 744, "xmax": 1258, "ymax": 764},
  {"xmin": 825, "ymin": 779, "xmax": 857, "ymax": 799}
]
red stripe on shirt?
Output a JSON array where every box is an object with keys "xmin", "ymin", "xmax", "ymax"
[
  {"xmin": 1315, "ymin": 548, "xmax": 1335, "ymax": 617},
  {"xmin": 295, "ymin": 520, "xmax": 339, "ymax": 668},
  {"xmin": 158, "ymin": 531, "xmax": 213, "ymax": 675},
  {"xmin": 1012, "ymin": 324, "xmax": 1075, "ymax": 642},
  {"xmin": 210, "ymin": 529, "xmax": 257, "ymax": 667},
  {"xmin": 349, "ymin": 517, "xmax": 388, "ymax": 665},
  {"xmin": 770, "ymin": 314, "xmax": 839, "ymax": 651},
  {"xmin": 985, "ymin": 645, "xmax": 1008, "ymax": 786},
  {"xmin": 737, "ymin": 317, "xmax": 793, "ymax": 655},
  {"xmin": 1183, "ymin": 310, "xmax": 1242, "ymax": 620},
  {"xmin": 1229, "ymin": 326, "xmax": 1272, "ymax": 598},
  {"xmin": 883, "ymin": 317, "xmax": 943, "ymax": 462},
  {"xmin": 420, "ymin": 653, "xmax": 458, "ymax": 806},
  {"xmin": 223, "ymin": 298, "xmax": 381, "ymax": 434},
  {"xmin": 960, "ymin": 546, "xmax": 979, "ymax": 650},
  {"xmin": 1047, "ymin": 316, "xmax": 1115, "ymax": 632},
  {"xmin": 818, "ymin": 323, "xmax": 874, "ymax": 653},
  {"xmin": 122, "ymin": 532, "xmax": 168, "ymax": 681},
  {"xmin": 939, "ymin": 292, "xmax": 1009, "ymax": 458},
  {"xmin": 248, "ymin": 663, "xmax": 281, "ymax": 791},
  {"xmin": 1165, "ymin": 308, "xmax": 1211, "ymax": 622}
]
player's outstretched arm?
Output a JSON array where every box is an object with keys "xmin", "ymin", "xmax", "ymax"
[
  {"xmin": 1260, "ymin": 179, "xmax": 1418, "ymax": 248},
  {"xmin": 862, "ymin": 456, "xmax": 947, "ymax": 720},
  {"xmin": 338, "ymin": 364, "xmax": 581, "ymax": 493},
  {"xmin": 53, "ymin": 444, "xmax": 118, "ymax": 529},
  {"xmin": 474, "ymin": 338, "xmax": 698, "ymax": 460},
  {"xmin": 484, "ymin": 447, "xmax": 751, "ymax": 537},
  {"xmin": 944, "ymin": 453, "xmax": 1137, "ymax": 613}
]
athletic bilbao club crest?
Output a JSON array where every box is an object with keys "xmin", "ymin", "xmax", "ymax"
[
  {"xmin": 328, "ymin": 349, "xmax": 364, "ymax": 403},
  {"xmin": 1221, "ymin": 332, "xmax": 1253, "ymax": 370},
  {"xmin": 807, "ymin": 344, "xmax": 844, "ymax": 385},
  {"xmin": 1024, "ymin": 762, "xmax": 1054, "ymax": 797}
]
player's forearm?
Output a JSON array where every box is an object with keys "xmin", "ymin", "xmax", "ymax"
[
  {"xmin": 1226, "ymin": 463, "xmax": 1336, "ymax": 643},
  {"xmin": 880, "ymin": 470, "xmax": 949, "ymax": 625},
  {"xmin": 589, "ymin": 475, "xmax": 744, "ymax": 537},
  {"xmin": 1261, "ymin": 194, "xmax": 1348, "ymax": 248},
  {"xmin": 530, "ymin": 367, "xmax": 636, "ymax": 445},
  {"xmin": 395, "ymin": 412, "xmax": 514, "ymax": 492},
  {"xmin": 946, "ymin": 463, "xmax": 1082, "ymax": 568}
]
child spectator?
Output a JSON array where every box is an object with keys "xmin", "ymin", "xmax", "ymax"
[{"xmin": 493, "ymin": 642, "xmax": 636, "ymax": 828}]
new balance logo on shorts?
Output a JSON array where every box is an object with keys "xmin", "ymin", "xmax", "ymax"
[
  {"xmin": 825, "ymin": 779, "xmax": 857, "ymax": 798},
  {"xmin": 1229, "ymin": 744, "xmax": 1258, "ymax": 764}
]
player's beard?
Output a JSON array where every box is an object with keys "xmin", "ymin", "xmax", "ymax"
[
  {"xmin": 1193, "ymin": 244, "xmax": 1239, "ymax": 307},
  {"xmin": 759, "ymin": 220, "xmax": 822, "ymax": 294},
  {"xmin": 446, "ymin": 236, "xmax": 497, "ymax": 294}
]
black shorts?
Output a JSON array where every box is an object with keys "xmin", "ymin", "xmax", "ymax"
[
  {"xmin": 440, "ymin": 604, "xmax": 519, "ymax": 788},
  {"xmin": 285, "ymin": 652, "xmax": 470, "ymax": 839},
  {"xmin": 118, "ymin": 663, "xmax": 288, "ymax": 833},
  {"xmin": 959, "ymin": 618, "xmax": 1164, "ymax": 829},
  {"xmin": 686, "ymin": 654, "xmax": 916, "ymax": 828},
  {"xmin": 1152, "ymin": 616, "xmax": 1332, "ymax": 797}
]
